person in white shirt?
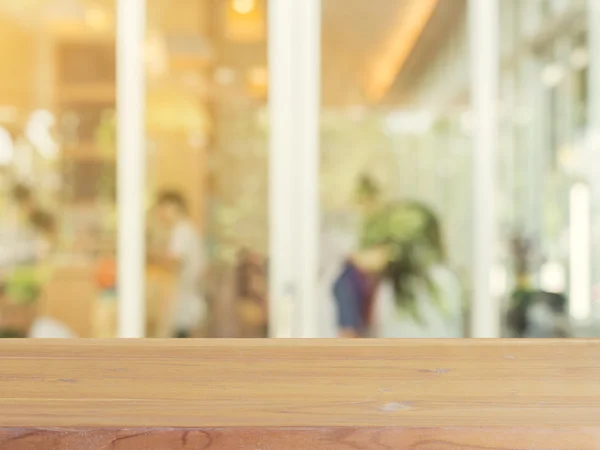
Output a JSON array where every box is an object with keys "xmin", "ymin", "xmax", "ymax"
[{"xmin": 153, "ymin": 190, "xmax": 206, "ymax": 338}]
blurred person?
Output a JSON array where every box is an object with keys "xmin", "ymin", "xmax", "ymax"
[
  {"xmin": 333, "ymin": 202, "xmax": 462, "ymax": 338},
  {"xmin": 152, "ymin": 190, "xmax": 206, "ymax": 338},
  {"xmin": 318, "ymin": 213, "xmax": 358, "ymax": 338},
  {"xmin": 330, "ymin": 175, "xmax": 385, "ymax": 338},
  {"xmin": 327, "ymin": 174, "xmax": 383, "ymax": 338},
  {"xmin": 332, "ymin": 248, "xmax": 378, "ymax": 338},
  {"xmin": 235, "ymin": 248, "xmax": 268, "ymax": 337}
]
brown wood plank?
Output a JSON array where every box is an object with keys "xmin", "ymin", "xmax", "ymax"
[
  {"xmin": 1, "ymin": 427, "xmax": 600, "ymax": 450},
  {"xmin": 0, "ymin": 339, "xmax": 599, "ymax": 431}
]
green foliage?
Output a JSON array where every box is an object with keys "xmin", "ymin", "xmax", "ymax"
[
  {"xmin": 361, "ymin": 203, "xmax": 425, "ymax": 250},
  {"xmin": 0, "ymin": 329, "xmax": 26, "ymax": 338},
  {"xmin": 361, "ymin": 202, "xmax": 446, "ymax": 321},
  {"xmin": 5, "ymin": 266, "xmax": 42, "ymax": 306}
]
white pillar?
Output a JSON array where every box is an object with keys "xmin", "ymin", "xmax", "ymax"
[
  {"xmin": 117, "ymin": 0, "xmax": 146, "ymax": 338},
  {"xmin": 469, "ymin": 0, "xmax": 500, "ymax": 338},
  {"xmin": 569, "ymin": 182, "xmax": 592, "ymax": 321},
  {"xmin": 589, "ymin": 1, "xmax": 600, "ymax": 135},
  {"xmin": 268, "ymin": 0, "xmax": 321, "ymax": 338},
  {"xmin": 587, "ymin": 0, "xmax": 600, "ymax": 316}
]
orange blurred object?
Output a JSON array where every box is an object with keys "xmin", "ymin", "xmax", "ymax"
[{"xmin": 95, "ymin": 258, "xmax": 116, "ymax": 289}]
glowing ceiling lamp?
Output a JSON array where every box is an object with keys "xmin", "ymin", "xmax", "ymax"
[
  {"xmin": 232, "ymin": 0, "xmax": 256, "ymax": 15},
  {"xmin": 225, "ymin": 0, "xmax": 264, "ymax": 42}
]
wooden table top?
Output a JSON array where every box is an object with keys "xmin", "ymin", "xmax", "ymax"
[{"xmin": 0, "ymin": 339, "xmax": 598, "ymax": 449}]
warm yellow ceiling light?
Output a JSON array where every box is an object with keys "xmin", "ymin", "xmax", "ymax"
[
  {"xmin": 232, "ymin": 0, "xmax": 256, "ymax": 15},
  {"xmin": 226, "ymin": 0, "xmax": 263, "ymax": 42},
  {"xmin": 364, "ymin": 0, "xmax": 438, "ymax": 104}
]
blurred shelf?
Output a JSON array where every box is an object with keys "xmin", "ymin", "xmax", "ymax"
[
  {"xmin": 61, "ymin": 143, "xmax": 115, "ymax": 161},
  {"xmin": 57, "ymin": 83, "xmax": 115, "ymax": 104}
]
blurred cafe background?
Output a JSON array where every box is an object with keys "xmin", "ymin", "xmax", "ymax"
[{"xmin": 0, "ymin": 0, "xmax": 598, "ymax": 339}]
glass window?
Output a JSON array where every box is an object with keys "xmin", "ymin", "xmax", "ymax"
[
  {"xmin": 499, "ymin": 0, "xmax": 599, "ymax": 338},
  {"xmin": 320, "ymin": 0, "xmax": 470, "ymax": 338},
  {"xmin": 144, "ymin": 0, "xmax": 269, "ymax": 338},
  {"xmin": 0, "ymin": 0, "xmax": 116, "ymax": 338},
  {"xmin": 0, "ymin": 0, "xmax": 271, "ymax": 339}
]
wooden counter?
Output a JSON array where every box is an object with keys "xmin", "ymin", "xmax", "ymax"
[
  {"xmin": 40, "ymin": 264, "xmax": 176, "ymax": 338},
  {"xmin": 0, "ymin": 339, "xmax": 599, "ymax": 448},
  {"xmin": 38, "ymin": 264, "xmax": 95, "ymax": 337}
]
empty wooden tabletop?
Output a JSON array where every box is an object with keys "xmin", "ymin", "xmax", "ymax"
[{"xmin": 0, "ymin": 339, "xmax": 599, "ymax": 449}]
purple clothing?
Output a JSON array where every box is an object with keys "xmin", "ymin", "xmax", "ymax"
[{"xmin": 333, "ymin": 262, "xmax": 377, "ymax": 334}]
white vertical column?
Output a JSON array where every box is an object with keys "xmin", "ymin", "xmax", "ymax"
[
  {"xmin": 569, "ymin": 182, "xmax": 592, "ymax": 321},
  {"xmin": 589, "ymin": 0, "xmax": 600, "ymax": 135},
  {"xmin": 268, "ymin": 0, "xmax": 294, "ymax": 338},
  {"xmin": 588, "ymin": 0, "xmax": 600, "ymax": 315},
  {"xmin": 522, "ymin": 0, "xmax": 544, "ymax": 241},
  {"xmin": 469, "ymin": 0, "xmax": 500, "ymax": 338},
  {"xmin": 117, "ymin": 0, "xmax": 146, "ymax": 338},
  {"xmin": 295, "ymin": 0, "xmax": 321, "ymax": 338},
  {"xmin": 268, "ymin": 0, "xmax": 321, "ymax": 338}
]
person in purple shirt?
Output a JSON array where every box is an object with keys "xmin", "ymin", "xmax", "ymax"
[{"xmin": 333, "ymin": 201, "xmax": 458, "ymax": 338}]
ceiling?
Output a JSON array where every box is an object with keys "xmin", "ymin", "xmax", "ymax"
[
  {"xmin": 385, "ymin": 0, "xmax": 467, "ymax": 107},
  {"xmin": 0, "ymin": 0, "xmax": 114, "ymax": 30},
  {"xmin": 0, "ymin": 0, "xmax": 460, "ymax": 109},
  {"xmin": 321, "ymin": 0, "xmax": 409, "ymax": 106},
  {"xmin": 321, "ymin": 0, "xmax": 466, "ymax": 108},
  {"xmin": 209, "ymin": 0, "xmax": 450, "ymax": 108}
]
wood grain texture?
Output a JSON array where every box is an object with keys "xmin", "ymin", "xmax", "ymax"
[
  {"xmin": 0, "ymin": 339, "xmax": 598, "ymax": 434},
  {"xmin": 1, "ymin": 427, "xmax": 600, "ymax": 450}
]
